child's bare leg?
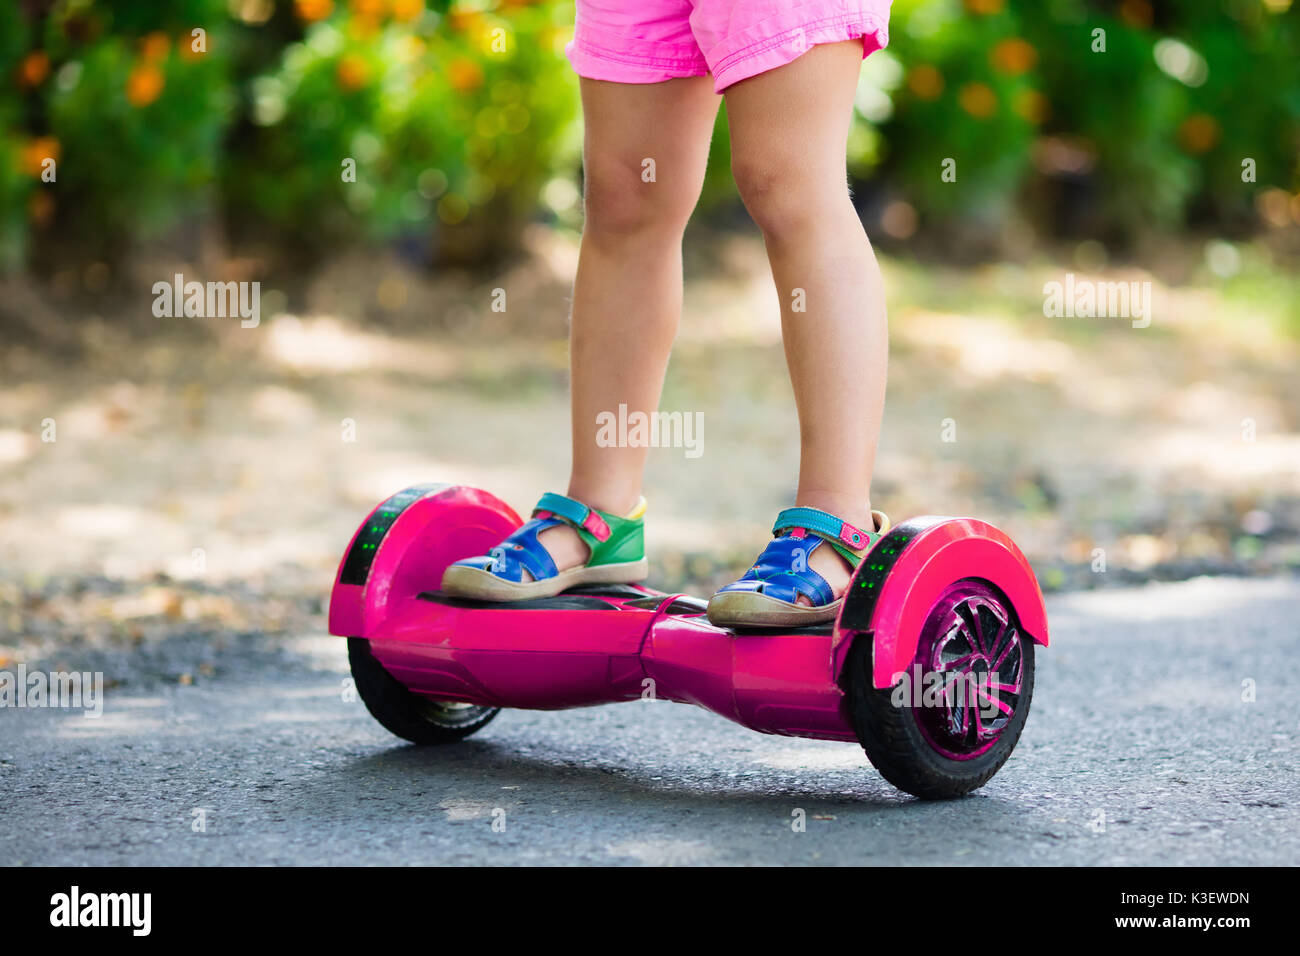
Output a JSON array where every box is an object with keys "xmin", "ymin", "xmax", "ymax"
[
  {"xmin": 725, "ymin": 42, "xmax": 888, "ymax": 603},
  {"xmin": 537, "ymin": 76, "xmax": 720, "ymax": 574}
]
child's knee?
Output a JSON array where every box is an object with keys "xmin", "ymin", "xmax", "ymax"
[
  {"xmin": 582, "ymin": 155, "xmax": 696, "ymax": 240},
  {"xmin": 732, "ymin": 154, "xmax": 845, "ymax": 239}
]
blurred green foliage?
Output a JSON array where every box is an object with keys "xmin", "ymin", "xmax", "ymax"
[
  {"xmin": 2, "ymin": 0, "xmax": 583, "ymax": 269},
  {"xmin": 862, "ymin": 0, "xmax": 1300, "ymax": 242},
  {"xmin": 224, "ymin": 0, "xmax": 580, "ymax": 261},
  {"xmin": 2, "ymin": 0, "xmax": 1298, "ymax": 271}
]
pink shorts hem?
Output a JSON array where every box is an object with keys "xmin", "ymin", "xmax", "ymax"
[
  {"xmin": 709, "ymin": 10, "xmax": 890, "ymax": 92},
  {"xmin": 565, "ymin": 35, "xmax": 709, "ymax": 85},
  {"xmin": 565, "ymin": 1, "xmax": 892, "ymax": 94}
]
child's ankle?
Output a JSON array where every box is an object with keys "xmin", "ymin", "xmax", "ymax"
[
  {"xmin": 794, "ymin": 493, "xmax": 875, "ymax": 534},
  {"xmin": 566, "ymin": 487, "xmax": 643, "ymax": 518}
]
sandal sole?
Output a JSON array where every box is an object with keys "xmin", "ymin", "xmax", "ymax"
[
  {"xmin": 706, "ymin": 590, "xmax": 842, "ymax": 629},
  {"xmin": 440, "ymin": 559, "xmax": 649, "ymax": 602}
]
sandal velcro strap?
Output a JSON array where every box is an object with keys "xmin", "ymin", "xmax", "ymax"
[
  {"xmin": 534, "ymin": 492, "xmax": 611, "ymax": 542},
  {"xmin": 773, "ymin": 506, "xmax": 872, "ymax": 552}
]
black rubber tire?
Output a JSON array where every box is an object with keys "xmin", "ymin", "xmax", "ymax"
[
  {"xmin": 348, "ymin": 637, "xmax": 499, "ymax": 745},
  {"xmin": 846, "ymin": 633, "xmax": 1035, "ymax": 800}
]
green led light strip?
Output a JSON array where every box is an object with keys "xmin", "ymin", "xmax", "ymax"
[
  {"xmin": 839, "ymin": 517, "xmax": 946, "ymax": 631},
  {"xmin": 338, "ymin": 484, "xmax": 444, "ymax": 586}
]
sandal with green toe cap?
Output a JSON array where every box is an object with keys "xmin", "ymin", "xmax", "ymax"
[
  {"xmin": 440, "ymin": 492, "xmax": 648, "ymax": 602},
  {"xmin": 707, "ymin": 506, "xmax": 891, "ymax": 628}
]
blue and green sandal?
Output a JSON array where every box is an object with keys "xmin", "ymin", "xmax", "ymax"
[
  {"xmin": 706, "ymin": 506, "xmax": 890, "ymax": 628},
  {"xmin": 440, "ymin": 492, "xmax": 648, "ymax": 601}
]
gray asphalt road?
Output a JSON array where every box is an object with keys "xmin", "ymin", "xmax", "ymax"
[{"xmin": 4, "ymin": 576, "xmax": 1298, "ymax": 866}]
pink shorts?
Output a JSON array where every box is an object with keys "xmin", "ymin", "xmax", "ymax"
[{"xmin": 566, "ymin": 0, "xmax": 892, "ymax": 94}]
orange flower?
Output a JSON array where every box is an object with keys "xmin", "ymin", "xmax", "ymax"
[
  {"xmin": 350, "ymin": 0, "xmax": 384, "ymax": 17},
  {"xmin": 127, "ymin": 63, "xmax": 165, "ymax": 105},
  {"xmin": 336, "ymin": 54, "xmax": 370, "ymax": 90},
  {"xmin": 391, "ymin": 0, "xmax": 425, "ymax": 22},
  {"xmin": 447, "ymin": 57, "xmax": 484, "ymax": 92},
  {"xmin": 907, "ymin": 64, "xmax": 944, "ymax": 100},
  {"xmin": 295, "ymin": 0, "xmax": 334, "ymax": 22},
  {"xmin": 22, "ymin": 136, "xmax": 60, "ymax": 176},
  {"xmin": 965, "ymin": 0, "xmax": 1004, "ymax": 14},
  {"xmin": 1178, "ymin": 114, "xmax": 1220, "ymax": 154},
  {"xmin": 991, "ymin": 38, "xmax": 1037, "ymax": 75},
  {"xmin": 19, "ymin": 51, "xmax": 50, "ymax": 87},
  {"xmin": 141, "ymin": 31, "xmax": 170, "ymax": 61},
  {"xmin": 958, "ymin": 82, "xmax": 997, "ymax": 118},
  {"xmin": 448, "ymin": 9, "xmax": 485, "ymax": 33}
]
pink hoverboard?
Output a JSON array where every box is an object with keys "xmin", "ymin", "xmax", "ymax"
[{"xmin": 329, "ymin": 484, "xmax": 1050, "ymax": 799}]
